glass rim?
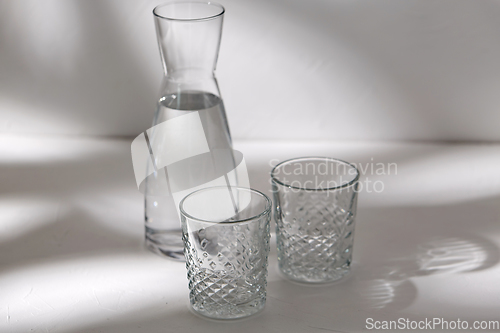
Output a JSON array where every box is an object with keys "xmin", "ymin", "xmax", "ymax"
[
  {"xmin": 153, "ymin": 1, "xmax": 225, "ymax": 22},
  {"xmin": 270, "ymin": 156, "xmax": 360, "ymax": 192},
  {"xmin": 179, "ymin": 186, "xmax": 272, "ymax": 224}
]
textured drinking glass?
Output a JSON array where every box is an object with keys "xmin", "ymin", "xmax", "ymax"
[
  {"xmin": 271, "ymin": 157, "xmax": 360, "ymax": 283},
  {"xmin": 180, "ymin": 187, "xmax": 271, "ymax": 319}
]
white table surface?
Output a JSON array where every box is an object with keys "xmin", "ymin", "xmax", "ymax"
[{"xmin": 1, "ymin": 134, "xmax": 500, "ymax": 333}]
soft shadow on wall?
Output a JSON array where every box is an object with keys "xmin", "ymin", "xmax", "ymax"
[
  {"xmin": 0, "ymin": 0, "xmax": 161, "ymax": 136},
  {"xmin": 1, "ymin": 0, "xmax": 500, "ymax": 141}
]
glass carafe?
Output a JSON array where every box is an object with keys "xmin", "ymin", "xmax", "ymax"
[{"xmin": 145, "ymin": 2, "xmax": 237, "ymax": 260}]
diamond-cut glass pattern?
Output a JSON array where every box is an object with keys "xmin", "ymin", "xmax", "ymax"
[
  {"xmin": 182, "ymin": 214, "xmax": 270, "ymax": 319},
  {"xmin": 274, "ymin": 186, "xmax": 358, "ymax": 283}
]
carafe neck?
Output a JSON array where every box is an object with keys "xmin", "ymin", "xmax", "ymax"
[{"xmin": 154, "ymin": 3, "xmax": 224, "ymax": 78}]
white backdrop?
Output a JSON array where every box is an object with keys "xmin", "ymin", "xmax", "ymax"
[{"xmin": 1, "ymin": 0, "xmax": 500, "ymax": 141}]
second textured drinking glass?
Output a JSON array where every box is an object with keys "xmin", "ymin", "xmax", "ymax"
[
  {"xmin": 271, "ymin": 157, "xmax": 360, "ymax": 283},
  {"xmin": 180, "ymin": 187, "xmax": 271, "ymax": 319}
]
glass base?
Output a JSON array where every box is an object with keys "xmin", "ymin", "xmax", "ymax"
[
  {"xmin": 145, "ymin": 228, "xmax": 185, "ymax": 261},
  {"xmin": 190, "ymin": 297, "xmax": 266, "ymax": 320},
  {"xmin": 279, "ymin": 266, "xmax": 350, "ymax": 284}
]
